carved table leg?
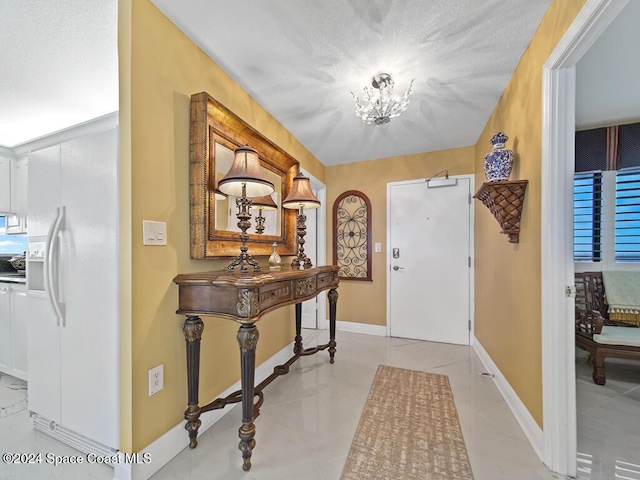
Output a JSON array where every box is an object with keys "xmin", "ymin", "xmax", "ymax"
[
  {"xmin": 182, "ymin": 316, "xmax": 204, "ymax": 448},
  {"xmin": 294, "ymin": 303, "xmax": 303, "ymax": 355},
  {"xmin": 328, "ymin": 288, "xmax": 338, "ymax": 364},
  {"xmin": 237, "ymin": 324, "xmax": 259, "ymax": 471}
]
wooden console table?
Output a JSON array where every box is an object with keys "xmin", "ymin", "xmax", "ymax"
[{"xmin": 173, "ymin": 265, "xmax": 339, "ymax": 471}]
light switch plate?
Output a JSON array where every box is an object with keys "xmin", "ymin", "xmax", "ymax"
[
  {"xmin": 142, "ymin": 220, "xmax": 167, "ymax": 246},
  {"xmin": 375, "ymin": 242, "xmax": 382, "ymax": 253}
]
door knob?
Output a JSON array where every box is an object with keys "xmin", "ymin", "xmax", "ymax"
[{"xmin": 393, "ymin": 265, "xmax": 404, "ymax": 271}]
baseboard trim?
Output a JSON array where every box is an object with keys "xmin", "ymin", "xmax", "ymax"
[
  {"xmin": 113, "ymin": 341, "xmax": 295, "ymax": 480},
  {"xmin": 320, "ymin": 319, "xmax": 387, "ymax": 336},
  {"xmin": 472, "ymin": 337, "xmax": 544, "ymax": 462}
]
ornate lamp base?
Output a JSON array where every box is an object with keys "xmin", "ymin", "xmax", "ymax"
[
  {"xmin": 291, "ymin": 207, "xmax": 313, "ymax": 269},
  {"xmin": 227, "ymin": 195, "xmax": 260, "ymax": 273}
]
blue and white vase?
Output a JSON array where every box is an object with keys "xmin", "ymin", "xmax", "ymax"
[{"xmin": 483, "ymin": 132, "xmax": 514, "ymax": 182}]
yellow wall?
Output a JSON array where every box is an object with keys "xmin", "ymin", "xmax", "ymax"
[
  {"xmin": 118, "ymin": 0, "xmax": 134, "ymax": 454},
  {"xmin": 119, "ymin": 0, "xmax": 587, "ymax": 451},
  {"xmin": 123, "ymin": 0, "xmax": 325, "ymax": 451},
  {"xmin": 325, "ymin": 147, "xmax": 475, "ymax": 326},
  {"xmin": 474, "ymin": 0, "xmax": 586, "ymax": 427}
]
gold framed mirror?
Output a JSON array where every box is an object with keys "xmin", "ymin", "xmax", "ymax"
[{"xmin": 190, "ymin": 92, "xmax": 298, "ymax": 259}]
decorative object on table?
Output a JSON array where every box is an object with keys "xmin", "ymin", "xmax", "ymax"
[
  {"xmin": 218, "ymin": 145, "xmax": 275, "ymax": 272},
  {"xmin": 474, "ymin": 180, "xmax": 528, "ymax": 243},
  {"xmin": 250, "ymin": 194, "xmax": 278, "ymax": 235},
  {"xmin": 351, "ymin": 73, "xmax": 414, "ymax": 126},
  {"xmin": 341, "ymin": 365, "xmax": 473, "ymax": 480},
  {"xmin": 282, "ymin": 171, "xmax": 320, "ymax": 268},
  {"xmin": 268, "ymin": 243, "xmax": 281, "ymax": 270},
  {"xmin": 333, "ymin": 190, "xmax": 372, "ymax": 281},
  {"xmin": 8, "ymin": 253, "xmax": 26, "ymax": 273},
  {"xmin": 483, "ymin": 132, "xmax": 515, "ymax": 182}
]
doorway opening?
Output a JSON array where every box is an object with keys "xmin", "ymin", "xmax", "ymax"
[
  {"xmin": 300, "ymin": 169, "xmax": 327, "ymax": 330},
  {"xmin": 541, "ymin": 0, "xmax": 629, "ymax": 476}
]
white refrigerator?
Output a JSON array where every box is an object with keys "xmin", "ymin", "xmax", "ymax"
[{"xmin": 26, "ymin": 122, "xmax": 119, "ymax": 454}]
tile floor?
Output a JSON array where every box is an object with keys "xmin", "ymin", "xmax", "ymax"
[
  {"xmin": 0, "ymin": 330, "xmax": 636, "ymax": 479},
  {"xmin": 575, "ymin": 350, "xmax": 640, "ymax": 480}
]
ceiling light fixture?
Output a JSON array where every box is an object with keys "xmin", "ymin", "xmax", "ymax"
[{"xmin": 351, "ymin": 73, "xmax": 414, "ymax": 126}]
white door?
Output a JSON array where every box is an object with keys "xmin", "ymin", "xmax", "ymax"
[
  {"xmin": 388, "ymin": 176, "xmax": 472, "ymax": 345},
  {"xmin": 301, "ymin": 204, "xmax": 318, "ymax": 329}
]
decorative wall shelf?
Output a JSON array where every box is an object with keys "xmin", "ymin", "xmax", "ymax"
[{"xmin": 474, "ymin": 180, "xmax": 528, "ymax": 243}]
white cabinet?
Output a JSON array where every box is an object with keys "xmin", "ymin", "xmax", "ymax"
[
  {"xmin": 0, "ymin": 283, "xmax": 28, "ymax": 381},
  {"xmin": 6, "ymin": 156, "xmax": 28, "ymax": 234},
  {"xmin": 0, "ymin": 153, "xmax": 28, "ymax": 234},
  {"xmin": 11, "ymin": 284, "xmax": 28, "ymax": 379},
  {"xmin": 0, "ymin": 155, "xmax": 11, "ymax": 212},
  {"xmin": 7, "ymin": 157, "xmax": 29, "ymax": 235},
  {"xmin": 0, "ymin": 285, "xmax": 10, "ymax": 371}
]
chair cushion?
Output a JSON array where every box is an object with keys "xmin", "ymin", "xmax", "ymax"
[{"xmin": 593, "ymin": 326, "xmax": 640, "ymax": 347}]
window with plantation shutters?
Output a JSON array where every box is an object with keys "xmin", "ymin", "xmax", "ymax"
[
  {"xmin": 574, "ymin": 121, "xmax": 640, "ymax": 267},
  {"xmin": 615, "ymin": 168, "xmax": 640, "ymax": 262},
  {"xmin": 574, "ymin": 172, "xmax": 603, "ymax": 262}
]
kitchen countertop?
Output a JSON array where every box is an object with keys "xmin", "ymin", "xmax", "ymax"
[{"xmin": 0, "ymin": 274, "xmax": 27, "ymax": 284}]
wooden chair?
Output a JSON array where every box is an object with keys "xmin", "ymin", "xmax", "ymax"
[{"xmin": 575, "ymin": 310, "xmax": 640, "ymax": 385}]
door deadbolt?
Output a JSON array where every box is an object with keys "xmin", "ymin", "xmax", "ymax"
[{"xmin": 393, "ymin": 248, "xmax": 400, "ymax": 259}]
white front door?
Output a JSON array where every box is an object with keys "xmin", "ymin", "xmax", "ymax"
[{"xmin": 388, "ymin": 176, "xmax": 472, "ymax": 345}]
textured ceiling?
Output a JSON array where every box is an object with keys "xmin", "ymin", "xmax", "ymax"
[
  {"xmin": 151, "ymin": 0, "xmax": 552, "ymax": 165},
  {"xmin": 0, "ymin": 0, "xmax": 118, "ymax": 147}
]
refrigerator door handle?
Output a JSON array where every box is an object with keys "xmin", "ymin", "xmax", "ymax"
[
  {"xmin": 45, "ymin": 206, "xmax": 65, "ymax": 326},
  {"xmin": 43, "ymin": 208, "xmax": 59, "ymax": 325}
]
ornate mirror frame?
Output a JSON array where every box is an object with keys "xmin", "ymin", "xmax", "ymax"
[
  {"xmin": 190, "ymin": 92, "xmax": 298, "ymax": 259},
  {"xmin": 333, "ymin": 190, "xmax": 372, "ymax": 281}
]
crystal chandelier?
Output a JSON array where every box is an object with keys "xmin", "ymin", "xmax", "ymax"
[{"xmin": 351, "ymin": 73, "xmax": 414, "ymax": 126}]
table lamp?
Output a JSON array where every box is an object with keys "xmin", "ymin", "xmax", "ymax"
[
  {"xmin": 218, "ymin": 145, "xmax": 274, "ymax": 272},
  {"xmin": 282, "ymin": 171, "xmax": 320, "ymax": 268}
]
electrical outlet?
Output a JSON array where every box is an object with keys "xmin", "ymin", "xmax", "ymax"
[{"xmin": 148, "ymin": 364, "xmax": 164, "ymax": 396}]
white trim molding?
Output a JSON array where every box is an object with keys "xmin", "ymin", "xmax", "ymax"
[
  {"xmin": 541, "ymin": 0, "xmax": 629, "ymax": 476},
  {"xmin": 0, "ymin": 146, "xmax": 14, "ymax": 157},
  {"xmin": 335, "ymin": 320, "xmax": 387, "ymax": 337},
  {"xmin": 473, "ymin": 338, "xmax": 544, "ymax": 460},
  {"xmin": 114, "ymin": 341, "xmax": 295, "ymax": 480},
  {"xmin": 12, "ymin": 112, "xmax": 118, "ymax": 156}
]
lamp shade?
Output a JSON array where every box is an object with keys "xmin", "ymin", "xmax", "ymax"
[
  {"xmin": 282, "ymin": 173, "xmax": 320, "ymax": 209},
  {"xmin": 214, "ymin": 189, "xmax": 227, "ymax": 201},
  {"xmin": 249, "ymin": 194, "xmax": 278, "ymax": 210},
  {"xmin": 212, "ymin": 176, "xmax": 228, "ymax": 201},
  {"xmin": 218, "ymin": 145, "xmax": 275, "ymax": 198}
]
